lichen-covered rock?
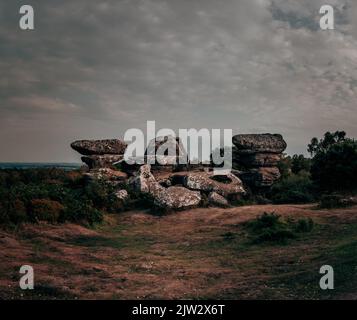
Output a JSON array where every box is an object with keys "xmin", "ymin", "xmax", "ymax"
[
  {"xmin": 145, "ymin": 136, "xmax": 188, "ymax": 167},
  {"xmin": 240, "ymin": 167, "xmax": 281, "ymax": 188},
  {"xmin": 71, "ymin": 139, "xmax": 127, "ymax": 155},
  {"xmin": 81, "ymin": 154, "xmax": 124, "ymax": 169},
  {"xmin": 176, "ymin": 171, "xmax": 245, "ymax": 198},
  {"xmin": 129, "ymin": 164, "xmax": 162, "ymax": 195},
  {"xmin": 115, "ymin": 189, "xmax": 129, "ymax": 202},
  {"xmin": 233, "ymin": 150, "xmax": 281, "ymax": 168},
  {"xmin": 232, "ymin": 134, "xmax": 287, "ymax": 154},
  {"xmin": 208, "ymin": 192, "xmax": 229, "ymax": 207},
  {"xmin": 129, "ymin": 165, "xmax": 201, "ymax": 210},
  {"xmin": 84, "ymin": 168, "xmax": 128, "ymax": 186},
  {"xmin": 154, "ymin": 186, "xmax": 201, "ymax": 210}
]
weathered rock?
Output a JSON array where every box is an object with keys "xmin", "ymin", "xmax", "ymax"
[
  {"xmin": 129, "ymin": 165, "xmax": 201, "ymax": 210},
  {"xmin": 146, "ymin": 135, "xmax": 186, "ymax": 157},
  {"xmin": 154, "ymin": 186, "xmax": 201, "ymax": 210},
  {"xmin": 71, "ymin": 139, "xmax": 127, "ymax": 155},
  {"xmin": 145, "ymin": 136, "xmax": 188, "ymax": 168},
  {"xmin": 233, "ymin": 150, "xmax": 281, "ymax": 168},
  {"xmin": 173, "ymin": 171, "xmax": 245, "ymax": 198},
  {"xmin": 208, "ymin": 192, "xmax": 229, "ymax": 207},
  {"xmin": 158, "ymin": 178, "xmax": 172, "ymax": 188},
  {"xmin": 129, "ymin": 164, "xmax": 162, "ymax": 195},
  {"xmin": 84, "ymin": 168, "xmax": 128, "ymax": 186},
  {"xmin": 240, "ymin": 167, "xmax": 281, "ymax": 188},
  {"xmin": 232, "ymin": 134, "xmax": 287, "ymax": 154},
  {"xmin": 81, "ymin": 154, "xmax": 124, "ymax": 169},
  {"xmin": 115, "ymin": 189, "xmax": 129, "ymax": 202}
]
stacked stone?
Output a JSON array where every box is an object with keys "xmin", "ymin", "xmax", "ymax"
[
  {"xmin": 71, "ymin": 139, "xmax": 127, "ymax": 170},
  {"xmin": 71, "ymin": 139, "xmax": 128, "ymax": 187},
  {"xmin": 232, "ymin": 134, "xmax": 287, "ymax": 189}
]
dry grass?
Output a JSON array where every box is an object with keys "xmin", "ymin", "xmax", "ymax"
[{"xmin": 1, "ymin": 204, "xmax": 357, "ymax": 300}]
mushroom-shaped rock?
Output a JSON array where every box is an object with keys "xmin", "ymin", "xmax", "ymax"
[{"xmin": 71, "ymin": 139, "xmax": 127, "ymax": 155}]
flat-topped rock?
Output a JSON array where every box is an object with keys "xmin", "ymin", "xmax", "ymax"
[
  {"xmin": 71, "ymin": 139, "xmax": 127, "ymax": 155},
  {"xmin": 232, "ymin": 134, "xmax": 287, "ymax": 154}
]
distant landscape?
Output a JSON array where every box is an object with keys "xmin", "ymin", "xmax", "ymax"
[
  {"xmin": 0, "ymin": 163, "xmax": 81, "ymax": 170},
  {"xmin": 0, "ymin": 130, "xmax": 356, "ymax": 299}
]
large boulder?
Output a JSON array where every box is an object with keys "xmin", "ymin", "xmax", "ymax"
[
  {"xmin": 81, "ymin": 154, "xmax": 124, "ymax": 169},
  {"xmin": 154, "ymin": 186, "xmax": 201, "ymax": 210},
  {"xmin": 71, "ymin": 139, "xmax": 127, "ymax": 155},
  {"xmin": 172, "ymin": 171, "xmax": 245, "ymax": 198},
  {"xmin": 232, "ymin": 134, "xmax": 287, "ymax": 154}
]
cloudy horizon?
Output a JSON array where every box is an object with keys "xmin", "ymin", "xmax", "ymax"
[{"xmin": 1, "ymin": 0, "xmax": 357, "ymax": 162}]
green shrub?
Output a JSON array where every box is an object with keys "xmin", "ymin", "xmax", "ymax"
[
  {"xmin": 318, "ymin": 194, "xmax": 352, "ymax": 209},
  {"xmin": 0, "ymin": 198, "xmax": 28, "ymax": 225},
  {"xmin": 311, "ymin": 138, "xmax": 357, "ymax": 192},
  {"xmin": 294, "ymin": 218, "xmax": 314, "ymax": 232},
  {"xmin": 269, "ymin": 171, "xmax": 315, "ymax": 204},
  {"xmin": 0, "ymin": 168, "xmax": 120, "ymax": 226},
  {"xmin": 245, "ymin": 212, "xmax": 314, "ymax": 244},
  {"xmin": 30, "ymin": 199, "xmax": 64, "ymax": 223},
  {"xmin": 60, "ymin": 200, "xmax": 103, "ymax": 225}
]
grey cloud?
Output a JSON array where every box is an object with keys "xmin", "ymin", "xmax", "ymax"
[{"xmin": 0, "ymin": 0, "xmax": 357, "ymax": 161}]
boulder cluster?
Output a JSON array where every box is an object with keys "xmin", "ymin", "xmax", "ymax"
[{"xmin": 71, "ymin": 133, "xmax": 286, "ymax": 211}]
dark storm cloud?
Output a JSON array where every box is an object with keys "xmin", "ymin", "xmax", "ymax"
[{"xmin": 0, "ymin": 0, "xmax": 357, "ymax": 161}]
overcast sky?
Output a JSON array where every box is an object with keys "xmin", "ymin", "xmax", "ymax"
[{"xmin": 1, "ymin": 0, "xmax": 357, "ymax": 162}]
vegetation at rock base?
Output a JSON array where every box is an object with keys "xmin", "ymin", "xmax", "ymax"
[{"xmin": 0, "ymin": 168, "xmax": 126, "ymax": 226}]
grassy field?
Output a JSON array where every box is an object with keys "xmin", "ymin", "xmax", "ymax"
[{"xmin": 1, "ymin": 204, "xmax": 357, "ymax": 299}]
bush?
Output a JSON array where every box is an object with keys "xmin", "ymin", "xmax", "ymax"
[
  {"xmin": 244, "ymin": 212, "xmax": 314, "ymax": 244},
  {"xmin": 0, "ymin": 199, "xmax": 28, "ymax": 225},
  {"xmin": 318, "ymin": 194, "xmax": 351, "ymax": 209},
  {"xmin": 294, "ymin": 218, "xmax": 314, "ymax": 232},
  {"xmin": 60, "ymin": 200, "xmax": 103, "ymax": 225},
  {"xmin": 0, "ymin": 168, "xmax": 122, "ymax": 226},
  {"xmin": 311, "ymin": 139, "xmax": 357, "ymax": 192},
  {"xmin": 268, "ymin": 171, "xmax": 315, "ymax": 204},
  {"xmin": 30, "ymin": 199, "xmax": 64, "ymax": 223}
]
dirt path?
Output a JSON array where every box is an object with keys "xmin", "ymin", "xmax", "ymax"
[{"xmin": 1, "ymin": 204, "xmax": 357, "ymax": 299}]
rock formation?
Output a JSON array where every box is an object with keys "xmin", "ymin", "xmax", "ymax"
[
  {"xmin": 71, "ymin": 139, "xmax": 126, "ymax": 170},
  {"xmin": 232, "ymin": 134, "xmax": 286, "ymax": 189},
  {"xmin": 70, "ymin": 133, "xmax": 286, "ymax": 210}
]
